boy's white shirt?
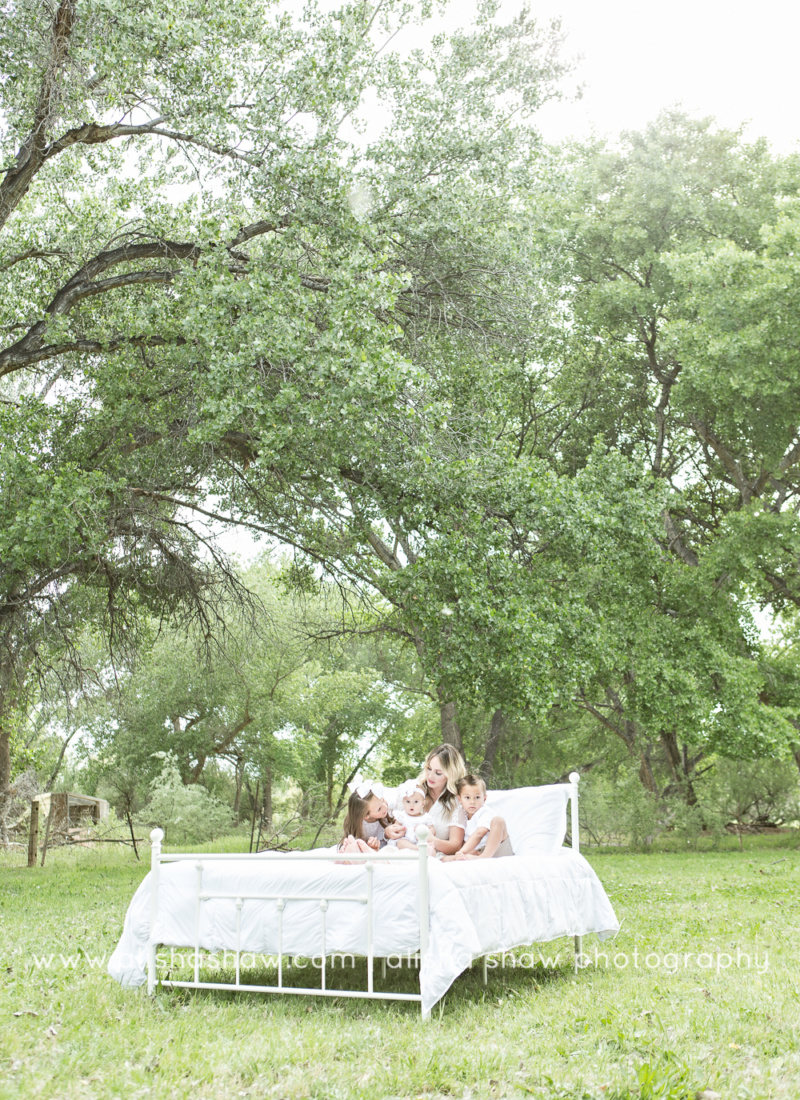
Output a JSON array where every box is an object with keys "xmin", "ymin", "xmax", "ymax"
[{"xmin": 463, "ymin": 803, "xmax": 499, "ymax": 849}]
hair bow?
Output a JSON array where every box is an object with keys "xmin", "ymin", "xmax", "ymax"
[
  {"xmin": 347, "ymin": 773, "xmax": 385, "ymax": 800},
  {"xmin": 398, "ymin": 778, "xmax": 425, "ymax": 800}
]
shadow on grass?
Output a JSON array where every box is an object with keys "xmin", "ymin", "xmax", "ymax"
[{"xmin": 154, "ymin": 944, "xmax": 576, "ymax": 1019}]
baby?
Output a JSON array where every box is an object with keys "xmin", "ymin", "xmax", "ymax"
[
  {"xmin": 391, "ymin": 779, "xmax": 436, "ymax": 851},
  {"xmin": 446, "ymin": 774, "xmax": 513, "ymax": 860}
]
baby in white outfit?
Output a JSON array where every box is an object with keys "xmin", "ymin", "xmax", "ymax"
[{"xmin": 392, "ymin": 780, "xmax": 436, "ymax": 850}]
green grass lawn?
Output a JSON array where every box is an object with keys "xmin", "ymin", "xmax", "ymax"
[{"xmin": 1, "ymin": 838, "xmax": 798, "ymax": 1100}]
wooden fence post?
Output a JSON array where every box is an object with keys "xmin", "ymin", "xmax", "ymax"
[
  {"xmin": 27, "ymin": 799, "xmax": 40, "ymax": 867},
  {"xmin": 40, "ymin": 800, "xmax": 54, "ymax": 867},
  {"xmin": 249, "ymin": 780, "xmax": 260, "ymax": 853}
]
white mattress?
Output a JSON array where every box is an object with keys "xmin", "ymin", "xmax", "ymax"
[{"xmin": 108, "ymin": 848, "xmax": 619, "ymax": 1013}]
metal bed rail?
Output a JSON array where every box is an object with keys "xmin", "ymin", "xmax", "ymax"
[{"xmin": 147, "ymin": 825, "xmax": 433, "ymax": 1018}]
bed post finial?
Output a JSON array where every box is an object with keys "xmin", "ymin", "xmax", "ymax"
[
  {"xmin": 568, "ymin": 773, "xmax": 580, "ymax": 854},
  {"xmin": 147, "ymin": 828, "xmax": 165, "ymax": 994}
]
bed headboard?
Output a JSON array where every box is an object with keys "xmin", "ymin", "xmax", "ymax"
[{"xmin": 486, "ymin": 772, "xmax": 580, "ymax": 856}]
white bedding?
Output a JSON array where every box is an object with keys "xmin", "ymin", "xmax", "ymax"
[{"xmin": 108, "ymin": 848, "xmax": 619, "ymax": 1014}]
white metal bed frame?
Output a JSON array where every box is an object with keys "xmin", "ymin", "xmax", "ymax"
[{"xmin": 147, "ymin": 772, "xmax": 582, "ymax": 1020}]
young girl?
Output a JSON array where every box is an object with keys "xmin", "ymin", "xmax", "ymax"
[{"xmin": 338, "ymin": 779, "xmax": 405, "ymax": 855}]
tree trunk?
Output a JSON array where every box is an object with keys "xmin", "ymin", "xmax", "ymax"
[
  {"xmin": 581, "ymin": 693, "xmax": 659, "ymax": 797},
  {"xmin": 480, "ymin": 708, "xmax": 505, "ymax": 780},
  {"xmin": 263, "ymin": 766, "xmax": 273, "ymax": 831},
  {"xmin": 789, "ymin": 722, "xmax": 800, "ymax": 776},
  {"xmin": 438, "ymin": 695, "xmax": 463, "ymax": 753},
  {"xmin": 0, "ymin": 725, "xmax": 11, "ymax": 845},
  {"xmin": 638, "ymin": 746, "xmax": 658, "ymax": 795},
  {"xmin": 125, "ymin": 800, "xmax": 140, "ymax": 861},
  {"xmin": 188, "ymin": 753, "xmax": 206, "ymax": 783},
  {"xmin": 0, "ymin": 651, "xmax": 21, "ymax": 844},
  {"xmin": 233, "ymin": 758, "xmax": 243, "ymax": 823},
  {"xmin": 326, "ymin": 761, "xmax": 334, "ymax": 814},
  {"xmin": 249, "ymin": 779, "xmax": 260, "ymax": 852},
  {"xmin": 660, "ymin": 729, "xmax": 699, "ymax": 805},
  {"xmin": 45, "ymin": 727, "xmax": 79, "ymax": 791}
]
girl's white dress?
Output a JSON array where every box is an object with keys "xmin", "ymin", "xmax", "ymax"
[{"xmin": 391, "ymin": 808, "xmax": 436, "ymax": 845}]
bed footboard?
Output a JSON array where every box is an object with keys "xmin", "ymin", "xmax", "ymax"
[{"xmin": 147, "ymin": 826, "xmax": 434, "ymax": 1020}]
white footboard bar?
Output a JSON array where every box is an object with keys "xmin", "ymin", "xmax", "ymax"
[
  {"xmin": 147, "ymin": 826, "xmax": 433, "ymax": 1018},
  {"xmin": 568, "ymin": 772, "xmax": 582, "ymax": 966}
]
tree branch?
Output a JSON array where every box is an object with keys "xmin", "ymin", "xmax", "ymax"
[
  {"xmin": 2, "ymin": 96, "xmax": 277, "ymax": 230},
  {"xmin": 661, "ymin": 509, "xmax": 699, "ymax": 567},
  {"xmin": 778, "ymin": 433, "xmax": 800, "ymax": 477},
  {"xmin": 0, "ymin": 220, "xmax": 296, "ymax": 376},
  {"xmin": 365, "ymin": 529, "xmax": 402, "ymax": 571},
  {"xmin": 764, "ymin": 571, "xmax": 800, "ymax": 609},
  {"xmin": 0, "ymin": 334, "xmax": 187, "ymax": 372},
  {"xmin": 689, "ymin": 416, "xmax": 751, "ymax": 503},
  {"xmin": 0, "ymin": 249, "xmax": 70, "ymax": 272},
  {"xmin": 0, "ymin": 1, "xmax": 76, "ymax": 230}
]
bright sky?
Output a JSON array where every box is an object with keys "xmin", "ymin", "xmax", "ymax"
[
  {"xmin": 433, "ymin": 0, "xmax": 798, "ymax": 152},
  {"xmin": 535, "ymin": 0, "xmax": 798, "ymax": 150}
]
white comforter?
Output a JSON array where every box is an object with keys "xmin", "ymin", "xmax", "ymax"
[{"xmin": 108, "ymin": 849, "xmax": 618, "ymax": 1014}]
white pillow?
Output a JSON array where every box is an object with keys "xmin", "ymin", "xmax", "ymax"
[{"xmin": 485, "ymin": 784, "xmax": 572, "ymax": 855}]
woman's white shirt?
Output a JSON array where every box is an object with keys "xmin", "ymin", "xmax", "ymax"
[{"xmin": 426, "ymin": 795, "xmax": 467, "ymax": 840}]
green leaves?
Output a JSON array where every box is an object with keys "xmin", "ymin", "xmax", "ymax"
[
  {"xmin": 382, "ymin": 447, "xmax": 665, "ymax": 714},
  {"xmin": 531, "ymin": 112, "xmax": 800, "ymax": 773}
]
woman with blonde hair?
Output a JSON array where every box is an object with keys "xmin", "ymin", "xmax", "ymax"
[{"xmin": 418, "ymin": 743, "xmax": 467, "ymax": 856}]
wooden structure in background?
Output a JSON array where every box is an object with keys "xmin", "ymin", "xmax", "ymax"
[{"xmin": 28, "ymin": 792, "xmax": 110, "ymax": 865}]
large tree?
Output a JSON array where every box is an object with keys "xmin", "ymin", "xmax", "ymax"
[
  {"xmin": 536, "ymin": 113, "xmax": 800, "ymax": 794},
  {"xmin": 1, "ymin": 0, "xmax": 574, "ymax": 828}
]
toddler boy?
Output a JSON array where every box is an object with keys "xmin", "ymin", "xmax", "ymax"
[{"xmin": 448, "ymin": 774, "xmax": 513, "ymax": 859}]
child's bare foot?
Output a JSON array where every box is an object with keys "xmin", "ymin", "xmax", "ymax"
[{"xmin": 336, "ymin": 836, "xmax": 372, "ymax": 861}]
